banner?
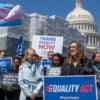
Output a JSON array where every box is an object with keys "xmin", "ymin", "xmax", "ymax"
[
  {"xmin": 0, "ymin": 57, "xmax": 12, "ymax": 72},
  {"xmin": 0, "ymin": 4, "xmax": 22, "ymax": 26},
  {"xmin": 44, "ymin": 76, "xmax": 97, "ymax": 100},
  {"xmin": 32, "ymin": 35, "xmax": 63, "ymax": 58}
]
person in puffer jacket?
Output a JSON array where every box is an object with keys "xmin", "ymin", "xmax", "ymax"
[{"xmin": 18, "ymin": 48, "xmax": 43, "ymax": 100}]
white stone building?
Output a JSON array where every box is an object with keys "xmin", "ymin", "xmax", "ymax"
[
  {"xmin": 66, "ymin": 0, "xmax": 100, "ymax": 56},
  {"xmin": 0, "ymin": 0, "xmax": 99, "ymax": 57},
  {"xmin": 0, "ymin": 12, "xmax": 85, "ymax": 56}
]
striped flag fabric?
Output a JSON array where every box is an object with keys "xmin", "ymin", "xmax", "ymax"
[{"xmin": 0, "ymin": 4, "xmax": 22, "ymax": 26}]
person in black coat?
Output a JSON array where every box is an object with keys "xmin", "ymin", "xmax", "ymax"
[
  {"xmin": 0, "ymin": 88, "xmax": 5, "ymax": 100},
  {"xmin": 6, "ymin": 57, "xmax": 21, "ymax": 100},
  {"xmin": 0, "ymin": 50, "xmax": 8, "ymax": 100},
  {"xmin": 92, "ymin": 52, "xmax": 100, "ymax": 100},
  {"xmin": 61, "ymin": 40, "xmax": 94, "ymax": 75}
]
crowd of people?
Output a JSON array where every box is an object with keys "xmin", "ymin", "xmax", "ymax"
[{"xmin": 0, "ymin": 40, "xmax": 100, "ymax": 100}]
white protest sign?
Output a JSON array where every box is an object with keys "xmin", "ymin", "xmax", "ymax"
[{"xmin": 32, "ymin": 35, "xmax": 63, "ymax": 58}]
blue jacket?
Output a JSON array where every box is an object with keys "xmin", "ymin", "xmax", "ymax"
[{"xmin": 18, "ymin": 62, "xmax": 43, "ymax": 100}]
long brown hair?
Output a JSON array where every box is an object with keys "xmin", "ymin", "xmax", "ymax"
[{"xmin": 66, "ymin": 41, "xmax": 88, "ymax": 65}]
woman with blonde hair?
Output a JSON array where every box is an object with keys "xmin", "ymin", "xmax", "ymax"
[
  {"xmin": 61, "ymin": 41, "xmax": 94, "ymax": 75},
  {"xmin": 18, "ymin": 48, "xmax": 43, "ymax": 100}
]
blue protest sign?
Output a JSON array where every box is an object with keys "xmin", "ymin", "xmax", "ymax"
[
  {"xmin": 44, "ymin": 76, "xmax": 97, "ymax": 100},
  {"xmin": 42, "ymin": 61, "xmax": 52, "ymax": 68},
  {"xmin": 0, "ymin": 57, "xmax": 12, "ymax": 72}
]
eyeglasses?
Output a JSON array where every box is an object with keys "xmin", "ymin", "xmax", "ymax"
[{"xmin": 69, "ymin": 46, "xmax": 78, "ymax": 49}]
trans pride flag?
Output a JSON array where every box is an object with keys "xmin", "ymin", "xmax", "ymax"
[{"xmin": 0, "ymin": 4, "xmax": 22, "ymax": 26}]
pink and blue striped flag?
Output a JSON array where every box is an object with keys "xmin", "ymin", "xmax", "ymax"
[{"xmin": 0, "ymin": 4, "xmax": 22, "ymax": 26}]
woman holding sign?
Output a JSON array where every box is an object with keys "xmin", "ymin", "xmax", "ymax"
[
  {"xmin": 46, "ymin": 53, "xmax": 64, "ymax": 76},
  {"xmin": 61, "ymin": 41, "xmax": 94, "ymax": 75},
  {"xmin": 0, "ymin": 50, "xmax": 7, "ymax": 100},
  {"xmin": 6, "ymin": 57, "xmax": 21, "ymax": 100}
]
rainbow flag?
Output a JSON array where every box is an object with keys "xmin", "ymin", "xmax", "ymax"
[{"xmin": 0, "ymin": 4, "xmax": 22, "ymax": 26}]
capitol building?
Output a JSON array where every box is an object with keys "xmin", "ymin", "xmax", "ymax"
[
  {"xmin": 66, "ymin": 0, "xmax": 100, "ymax": 55},
  {"xmin": 0, "ymin": 0, "xmax": 99, "ymax": 57}
]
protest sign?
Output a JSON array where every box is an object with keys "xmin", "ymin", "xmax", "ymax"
[
  {"xmin": 46, "ymin": 67, "xmax": 61, "ymax": 76},
  {"xmin": 1, "ymin": 72, "xmax": 18, "ymax": 88},
  {"xmin": 32, "ymin": 35, "xmax": 63, "ymax": 58},
  {"xmin": 42, "ymin": 61, "xmax": 52, "ymax": 68},
  {"xmin": 0, "ymin": 57, "xmax": 12, "ymax": 72}
]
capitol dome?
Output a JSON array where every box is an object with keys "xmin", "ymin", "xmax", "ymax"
[{"xmin": 66, "ymin": 0, "xmax": 97, "ymax": 33}]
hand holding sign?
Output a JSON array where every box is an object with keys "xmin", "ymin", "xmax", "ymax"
[{"xmin": 6, "ymin": 85, "xmax": 13, "ymax": 92}]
